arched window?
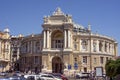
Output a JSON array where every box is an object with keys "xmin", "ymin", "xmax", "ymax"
[
  {"xmin": 99, "ymin": 41, "xmax": 102, "ymax": 52},
  {"xmin": 74, "ymin": 43, "xmax": 77, "ymax": 50},
  {"xmin": 81, "ymin": 40, "xmax": 88, "ymax": 51},
  {"xmin": 93, "ymin": 41, "xmax": 97, "ymax": 52},
  {"xmin": 22, "ymin": 43, "xmax": 27, "ymax": 53},
  {"xmin": 51, "ymin": 30, "xmax": 64, "ymax": 49},
  {"xmin": 74, "ymin": 57, "xmax": 77, "ymax": 62},
  {"xmin": 105, "ymin": 42, "xmax": 107, "ymax": 52},
  {"xmin": 36, "ymin": 41, "xmax": 40, "ymax": 53}
]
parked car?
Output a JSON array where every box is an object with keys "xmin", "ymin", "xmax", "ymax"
[
  {"xmin": 50, "ymin": 73, "xmax": 68, "ymax": 80},
  {"xmin": 39, "ymin": 73, "xmax": 62, "ymax": 80},
  {"xmin": 24, "ymin": 74, "xmax": 43, "ymax": 80},
  {"xmin": 9, "ymin": 76, "xmax": 20, "ymax": 80},
  {"xmin": 14, "ymin": 71, "xmax": 22, "ymax": 76},
  {"xmin": 9, "ymin": 75, "xmax": 27, "ymax": 80},
  {"xmin": 0, "ymin": 77, "xmax": 9, "ymax": 80},
  {"xmin": 0, "ymin": 72, "xmax": 8, "ymax": 76},
  {"xmin": 76, "ymin": 72, "xmax": 90, "ymax": 79}
]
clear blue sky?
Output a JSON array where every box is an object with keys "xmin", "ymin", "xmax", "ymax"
[{"xmin": 0, "ymin": 0, "xmax": 120, "ymax": 55}]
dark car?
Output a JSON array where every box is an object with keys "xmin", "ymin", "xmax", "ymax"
[
  {"xmin": 0, "ymin": 77, "xmax": 9, "ymax": 80},
  {"xmin": 9, "ymin": 75, "xmax": 26, "ymax": 80},
  {"xmin": 0, "ymin": 72, "xmax": 8, "ymax": 76},
  {"xmin": 50, "ymin": 73, "xmax": 68, "ymax": 80}
]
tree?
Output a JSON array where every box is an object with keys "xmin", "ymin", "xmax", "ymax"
[{"xmin": 105, "ymin": 58, "xmax": 120, "ymax": 79}]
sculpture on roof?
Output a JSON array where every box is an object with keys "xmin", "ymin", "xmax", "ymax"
[{"xmin": 53, "ymin": 7, "xmax": 64, "ymax": 15}]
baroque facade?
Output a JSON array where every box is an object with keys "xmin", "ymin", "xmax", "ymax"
[
  {"xmin": 0, "ymin": 29, "xmax": 11, "ymax": 72},
  {"xmin": 18, "ymin": 8, "xmax": 118, "ymax": 74},
  {"xmin": 0, "ymin": 8, "xmax": 118, "ymax": 74}
]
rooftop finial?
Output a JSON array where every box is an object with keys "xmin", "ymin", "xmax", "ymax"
[
  {"xmin": 88, "ymin": 23, "xmax": 91, "ymax": 31},
  {"xmin": 53, "ymin": 7, "xmax": 64, "ymax": 15},
  {"xmin": 4, "ymin": 28, "xmax": 10, "ymax": 33}
]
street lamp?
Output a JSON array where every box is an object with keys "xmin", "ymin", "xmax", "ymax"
[
  {"xmin": 30, "ymin": 34, "xmax": 34, "ymax": 73},
  {"xmin": 88, "ymin": 24, "xmax": 92, "ymax": 71},
  {"xmin": 78, "ymin": 61, "xmax": 82, "ymax": 72}
]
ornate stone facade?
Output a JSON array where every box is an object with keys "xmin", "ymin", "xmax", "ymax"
[
  {"xmin": 18, "ymin": 8, "xmax": 118, "ymax": 74},
  {"xmin": 0, "ymin": 8, "xmax": 117, "ymax": 74},
  {"xmin": 0, "ymin": 28, "xmax": 11, "ymax": 72}
]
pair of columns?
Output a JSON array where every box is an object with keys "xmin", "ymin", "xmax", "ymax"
[
  {"xmin": 43, "ymin": 29, "xmax": 71, "ymax": 49},
  {"xmin": 64, "ymin": 30, "xmax": 71, "ymax": 48}
]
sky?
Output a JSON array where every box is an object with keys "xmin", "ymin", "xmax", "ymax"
[{"xmin": 0, "ymin": 0, "xmax": 120, "ymax": 55}]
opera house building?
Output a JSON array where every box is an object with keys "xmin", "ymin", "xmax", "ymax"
[{"xmin": 0, "ymin": 8, "xmax": 118, "ymax": 75}]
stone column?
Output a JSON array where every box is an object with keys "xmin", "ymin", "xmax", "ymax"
[
  {"xmin": 47, "ymin": 30, "xmax": 49, "ymax": 48},
  {"xmin": 31, "ymin": 41, "xmax": 32, "ymax": 54},
  {"xmin": 64, "ymin": 30, "xmax": 66, "ymax": 48},
  {"xmin": 5, "ymin": 42, "xmax": 7, "ymax": 59},
  {"xmin": 5, "ymin": 42, "xmax": 7, "ymax": 50},
  {"xmin": 47, "ymin": 54, "xmax": 51, "ymax": 70},
  {"xmin": 0, "ymin": 41, "xmax": 1, "ymax": 54},
  {"xmin": 107, "ymin": 43, "xmax": 109, "ymax": 53},
  {"xmin": 115, "ymin": 44, "xmax": 118, "ymax": 56},
  {"xmin": 17, "ymin": 47, "xmax": 20, "ymax": 59},
  {"xmin": 70, "ymin": 31, "xmax": 72, "ymax": 48},
  {"xmin": 68, "ymin": 30, "xmax": 70, "ymax": 48},
  {"xmin": 91, "ymin": 40, "xmax": 93, "ymax": 52},
  {"xmin": 43, "ymin": 30, "xmax": 46, "ymax": 48},
  {"xmin": 34, "ymin": 41, "xmax": 36, "ymax": 53},
  {"xmin": 110, "ymin": 44, "xmax": 112, "ymax": 54},
  {"xmin": 80, "ymin": 39, "xmax": 82, "ymax": 51},
  {"xmin": 102, "ymin": 41, "xmax": 105, "ymax": 53},
  {"xmin": 28, "ymin": 42, "xmax": 29, "ymax": 53},
  {"xmin": 96, "ymin": 40, "xmax": 99, "ymax": 52},
  {"xmin": 49, "ymin": 31, "xmax": 51, "ymax": 49},
  {"xmin": 112, "ymin": 43, "xmax": 114, "ymax": 55}
]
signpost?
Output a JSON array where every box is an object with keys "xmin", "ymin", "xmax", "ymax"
[
  {"xmin": 74, "ymin": 63, "xmax": 78, "ymax": 70},
  {"xmin": 95, "ymin": 67, "xmax": 103, "ymax": 77},
  {"xmin": 74, "ymin": 63, "xmax": 78, "ymax": 80},
  {"xmin": 68, "ymin": 64, "xmax": 71, "ymax": 70},
  {"xmin": 95, "ymin": 67, "xmax": 104, "ymax": 80},
  {"xmin": 68, "ymin": 64, "xmax": 71, "ymax": 78}
]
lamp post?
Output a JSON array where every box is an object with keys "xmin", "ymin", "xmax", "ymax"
[
  {"xmin": 78, "ymin": 61, "xmax": 82, "ymax": 72},
  {"xmin": 30, "ymin": 34, "xmax": 34, "ymax": 73},
  {"xmin": 88, "ymin": 24, "xmax": 92, "ymax": 71}
]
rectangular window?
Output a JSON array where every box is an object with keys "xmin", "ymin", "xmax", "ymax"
[
  {"xmin": 106, "ymin": 57, "xmax": 108, "ymax": 62},
  {"xmin": 34, "ymin": 56, "xmax": 39, "ymax": 64},
  {"xmin": 83, "ymin": 56, "xmax": 87, "ymax": 64},
  {"xmin": 74, "ymin": 43, "xmax": 77, "ymax": 50},
  {"xmin": 23, "ymin": 57, "xmax": 26, "ymax": 64},
  {"xmin": 100, "ymin": 57, "xmax": 104, "ymax": 64},
  {"xmin": 94, "ymin": 58, "xmax": 97, "ymax": 64}
]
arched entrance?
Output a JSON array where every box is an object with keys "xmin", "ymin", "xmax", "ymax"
[{"xmin": 52, "ymin": 56, "xmax": 63, "ymax": 73}]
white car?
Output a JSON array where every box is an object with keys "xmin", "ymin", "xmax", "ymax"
[
  {"xmin": 76, "ymin": 72, "xmax": 90, "ymax": 79},
  {"xmin": 24, "ymin": 74, "xmax": 44, "ymax": 80},
  {"xmin": 39, "ymin": 74, "xmax": 62, "ymax": 80}
]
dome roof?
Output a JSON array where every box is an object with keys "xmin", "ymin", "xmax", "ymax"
[
  {"xmin": 4, "ymin": 28, "xmax": 10, "ymax": 33},
  {"xmin": 73, "ymin": 23, "xmax": 84, "ymax": 29}
]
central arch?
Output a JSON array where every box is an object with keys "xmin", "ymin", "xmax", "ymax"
[
  {"xmin": 52, "ymin": 56, "xmax": 63, "ymax": 73},
  {"xmin": 51, "ymin": 30, "xmax": 64, "ymax": 48}
]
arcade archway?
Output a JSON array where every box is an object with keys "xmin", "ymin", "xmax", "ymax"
[{"xmin": 52, "ymin": 56, "xmax": 63, "ymax": 73}]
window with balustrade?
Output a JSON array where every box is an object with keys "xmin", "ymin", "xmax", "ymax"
[{"xmin": 83, "ymin": 56, "xmax": 87, "ymax": 64}]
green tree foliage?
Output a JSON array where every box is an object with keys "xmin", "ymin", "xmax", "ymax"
[{"xmin": 105, "ymin": 58, "xmax": 120, "ymax": 78}]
